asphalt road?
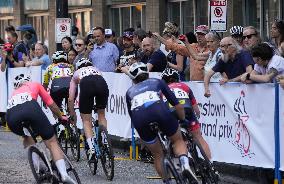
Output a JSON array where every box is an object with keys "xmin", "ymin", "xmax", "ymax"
[{"xmin": 0, "ymin": 127, "xmax": 258, "ymax": 184}]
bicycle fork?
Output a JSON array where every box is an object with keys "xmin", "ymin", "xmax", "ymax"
[{"xmin": 92, "ymin": 126, "xmax": 101, "ymax": 158}]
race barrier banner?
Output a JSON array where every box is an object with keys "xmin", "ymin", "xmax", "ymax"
[
  {"xmin": 188, "ymin": 82, "xmax": 275, "ymax": 168},
  {"xmin": 0, "ymin": 70, "xmax": 7, "ymax": 112},
  {"xmin": 280, "ymin": 86, "xmax": 284, "ymax": 171},
  {"xmin": 0, "ymin": 67, "xmax": 281, "ymax": 169}
]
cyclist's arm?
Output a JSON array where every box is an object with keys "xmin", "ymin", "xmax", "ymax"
[
  {"xmin": 68, "ymin": 76, "xmax": 78, "ymax": 115},
  {"xmin": 160, "ymin": 80, "xmax": 185, "ymax": 120},
  {"xmin": 126, "ymin": 93, "xmax": 132, "ymax": 117}
]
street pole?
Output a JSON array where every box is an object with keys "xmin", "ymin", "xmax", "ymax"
[{"xmin": 56, "ymin": 0, "xmax": 68, "ymax": 51}]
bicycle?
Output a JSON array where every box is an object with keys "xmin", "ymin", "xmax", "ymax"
[
  {"xmin": 149, "ymin": 122, "xmax": 195, "ymax": 184},
  {"xmin": 24, "ymin": 121, "xmax": 81, "ymax": 184},
  {"xmin": 180, "ymin": 125, "xmax": 219, "ymax": 184},
  {"xmin": 86, "ymin": 114, "xmax": 114, "ymax": 180},
  {"xmin": 56, "ymin": 103, "xmax": 81, "ymax": 162}
]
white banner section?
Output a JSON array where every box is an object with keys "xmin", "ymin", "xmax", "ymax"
[
  {"xmin": 0, "ymin": 70, "xmax": 7, "ymax": 112},
  {"xmin": 189, "ymin": 82, "xmax": 275, "ymax": 168},
  {"xmin": 280, "ymin": 86, "xmax": 284, "ymax": 171}
]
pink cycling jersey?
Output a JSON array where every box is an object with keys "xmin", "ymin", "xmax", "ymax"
[{"xmin": 11, "ymin": 82, "xmax": 54, "ymax": 106}]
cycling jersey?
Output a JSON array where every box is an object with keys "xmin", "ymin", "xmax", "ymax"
[
  {"xmin": 7, "ymin": 82, "xmax": 54, "ymax": 109},
  {"xmin": 126, "ymin": 78, "xmax": 179, "ymax": 143},
  {"xmin": 69, "ymin": 66, "xmax": 108, "ymax": 113},
  {"xmin": 6, "ymin": 82, "xmax": 55, "ymax": 140},
  {"xmin": 43, "ymin": 63, "xmax": 74, "ymax": 85},
  {"xmin": 164, "ymin": 82, "xmax": 200, "ymax": 132}
]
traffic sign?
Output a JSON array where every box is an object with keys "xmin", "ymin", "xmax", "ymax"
[
  {"xmin": 209, "ymin": 0, "xmax": 227, "ymax": 32},
  {"xmin": 55, "ymin": 18, "xmax": 71, "ymax": 43}
]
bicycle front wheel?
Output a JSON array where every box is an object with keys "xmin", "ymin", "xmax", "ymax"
[
  {"xmin": 68, "ymin": 124, "xmax": 81, "ymax": 161},
  {"xmin": 99, "ymin": 125, "xmax": 114, "ymax": 180},
  {"xmin": 28, "ymin": 146, "xmax": 52, "ymax": 183},
  {"xmin": 163, "ymin": 158, "xmax": 184, "ymax": 184}
]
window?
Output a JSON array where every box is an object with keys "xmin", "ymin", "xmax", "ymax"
[
  {"xmin": 69, "ymin": 11, "xmax": 92, "ymax": 36},
  {"xmin": 110, "ymin": 4, "xmax": 146, "ymax": 36},
  {"xmin": 0, "ymin": 0, "xmax": 13, "ymax": 13},
  {"xmin": 68, "ymin": 0, "xmax": 91, "ymax": 6},
  {"xmin": 25, "ymin": 0, "xmax": 48, "ymax": 10},
  {"xmin": 26, "ymin": 15, "xmax": 49, "ymax": 45}
]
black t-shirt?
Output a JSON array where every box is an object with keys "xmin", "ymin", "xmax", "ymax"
[
  {"xmin": 140, "ymin": 49, "xmax": 167, "ymax": 72},
  {"xmin": 212, "ymin": 50, "xmax": 254, "ymax": 79}
]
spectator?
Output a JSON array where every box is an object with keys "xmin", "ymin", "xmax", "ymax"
[
  {"xmin": 140, "ymin": 37, "xmax": 167, "ymax": 72},
  {"xmin": 116, "ymin": 30, "xmax": 139, "ymax": 72},
  {"xmin": 61, "ymin": 36, "xmax": 73, "ymax": 54},
  {"xmin": 68, "ymin": 48, "xmax": 78, "ymax": 65},
  {"xmin": 133, "ymin": 29, "xmax": 147, "ymax": 50},
  {"xmin": 73, "ymin": 36, "xmax": 87, "ymax": 66},
  {"xmin": 105, "ymin": 28, "xmax": 123, "ymax": 57},
  {"xmin": 161, "ymin": 22, "xmax": 187, "ymax": 80},
  {"xmin": 7, "ymin": 31, "xmax": 28, "ymax": 57},
  {"xmin": 270, "ymin": 20, "xmax": 284, "ymax": 56},
  {"xmin": 241, "ymin": 43, "xmax": 284, "ymax": 83},
  {"xmin": 230, "ymin": 26, "xmax": 244, "ymax": 46},
  {"xmin": 185, "ymin": 31, "xmax": 223, "ymax": 82},
  {"xmin": 243, "ymin": 26, "xmax": 261, "ymax": 50},
  {"xmin": 0, "ymin": 42, "xmax": 24, "ymax": 72},
  {"xmin": 4, "ymin": 25, "xmax": 15, "ymax": 42},
  {"xmin": 204, "ymin": 37, "xmax": 254, "ymax": 97},
  {"xmin": 23, "ymin": 43, "xmax": 51, "ymax": 70},
  {"xmin": 89, "ymin": 27, "xmax": 119, "ymax": 72},
  {"xmin": 185, "ymin": 32, "xmax": 197, "ymax": 44},
  {"xmin": 71, "ymin": 25, "xmax": 79, "ymax": 46},
  {"xmin": 29, "ymin": 43, "xmax": 35, "ymax": 60}
]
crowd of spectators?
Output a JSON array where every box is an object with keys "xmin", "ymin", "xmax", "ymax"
[{"xmin": 1, "ymin": 21, "xmax": 284, "ymax": 92}]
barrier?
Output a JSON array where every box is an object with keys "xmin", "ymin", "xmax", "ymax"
[
  {"xmin": 0, "ymin": 70, "xmax": 7, "ymax": 112},
  {"xmin": 0, "ymin": 67, "xmax": 283, "ymax": 171},
  {"xmin": 280, "ymin": 86, "xmax": 284, "ymax": 172}
]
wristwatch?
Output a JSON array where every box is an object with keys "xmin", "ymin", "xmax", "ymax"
[{"xmin": 246, "ymin": 73, "xmax": 250, "ymax": 80}]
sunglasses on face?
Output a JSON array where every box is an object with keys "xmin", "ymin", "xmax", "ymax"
[
  {"xmin": 243, "ymin": 33, "xmax": 257, "ymax": 40},
  {"xmin": 75, "ymin": 43, "xmax": 83, "ymax": 47}
]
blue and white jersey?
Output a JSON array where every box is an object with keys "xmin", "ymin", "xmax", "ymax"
[{"xmin": 126, "ymin": 78, "xmax": 179, "ymax": 115}]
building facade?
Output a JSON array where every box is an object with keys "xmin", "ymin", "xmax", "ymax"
[{"xmin": 0, "ymin": 0, "xmax": 283, "ymax": 55}]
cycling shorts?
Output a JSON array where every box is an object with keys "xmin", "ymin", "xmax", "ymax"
[
  {"xmin": 50, "ymin": 77, "xmax": 71, "ymax": 93},
  {"xmin": 131, "ymin": 102, "xmax": 179, "ymax": 143},
  {"xmin": 6, "ymin": 100, "xmax": 54, "ymax": 140},
  {"xmin": 79, "ymin": 75, "xmax": 109, "ymax": 114},
  {"xmin": 172, "ymin": 107, "xmax": 200, "ymax": 132}
]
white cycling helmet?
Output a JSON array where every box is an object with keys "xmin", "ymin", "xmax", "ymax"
[
  {"xmin": 161, "ymin": 68, "xmax": 179, "ymax": 82},
  {"xmin": 76, "ymin": 58, "xmax": 93, "ymax": 70},
  {"xmin": 230, "ymin": 26, "xmax": 243, "ymax": 36},
  {"xmin": 52, "ymin": 51, "xmax": 67, "ymax": 62},
  {"xmin": 128, "ymin": 62, "xmax": 148, "ymax": 79},
  {"xmin": 13, "ymin": 73, "xmax": 31, "ymax": 89}
]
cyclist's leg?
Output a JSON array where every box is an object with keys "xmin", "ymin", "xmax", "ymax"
[
  {"xmin": 145, "ymin": 140, "xmax": 164, "ymax": 177},
  {"xmin": 97, "ymin": 109, "xmax": 107, "ymax": 128},
  {"xmin": 191, "ymin": 127, "xmax": 211, "ymax": 160}
]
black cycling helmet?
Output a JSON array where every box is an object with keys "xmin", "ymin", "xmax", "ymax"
[
  {"xmin": 161, "ymin": 68, "xmax": 179, "ymax": 83},
  {"xmin": 52, "ymin": 51, "xmax": 68, "ymax": 64}
]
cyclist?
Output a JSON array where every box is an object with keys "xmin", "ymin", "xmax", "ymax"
[
  {"xmin": 161, "ymin": 68, "xmax": 212, "ymax": 159},
  {"xmin": 125, "ymin": 62, "xmax": 198, "ymax": 183},
  {"xmin": 68, "ymin": 58, "xmax": 109, "ymax": 161},
  {"xmin": 6, "ymin": 73, "xmax": 76, "ymax": 184},
  {"xmin": 43, "ymin": 51, "xmax": 74, "ymax": 111}
]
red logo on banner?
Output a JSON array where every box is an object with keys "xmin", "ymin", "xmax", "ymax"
[{"xmin": 214, "ymin": 7, "xmax": 223, "ymax": 17}]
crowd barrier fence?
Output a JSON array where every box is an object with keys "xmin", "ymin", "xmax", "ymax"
[{"xmin": 0, "ymin": 66, "xmax": 283, "ymax": 182}]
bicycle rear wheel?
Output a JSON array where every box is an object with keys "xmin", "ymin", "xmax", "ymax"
[
  {"xmin": 64, "ymin": 155, "xmax": 82, "ymax": 184},
  {"xmin": 99, "ymin": 126, "xmax": 114, "ymax": 180},
  {"xmin": 28, "ymin": 146, "xmax": 53, "ymax": 183},
  {"xmin": 163, "ymin": 158, "xmax": 184, "ymax": 184},
  {"xmin": 68, "ymin": 124, "xmax": 81, "ymax": 161},
  {"xmin": 191, "ymin": 140, "xmax": 219, "ymax": 184}
]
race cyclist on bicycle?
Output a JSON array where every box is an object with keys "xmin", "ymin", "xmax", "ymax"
[
  {"xmin": 6, "ymin": 74, "xmax": 76, "ymax": 184},
  {"xmin": 68, "ymin": 58, "xmax": 109, "ymax": 161},
  {"xmin": 125, "ymin": 62, "xmax": 198, "ymax": 183},
  {"xmin": 161, "ymin": 68, "xmax": 211, "ymax": 159},
  {"xmin": 43, "ymin": 51, "xmax": 74, "ymax": 111}
]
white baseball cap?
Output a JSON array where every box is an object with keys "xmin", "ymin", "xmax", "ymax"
[{"xmin": 105, "ymin": 29, "xmax": 113, "ymax": 36}]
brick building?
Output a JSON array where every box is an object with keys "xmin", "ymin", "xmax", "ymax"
[{"xmin": 0, "ymin": 0, "xmax": 283, "ymax": 55}]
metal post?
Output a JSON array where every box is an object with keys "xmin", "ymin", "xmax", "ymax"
[
  {"xmin": 274, "ymin": 82, "xmax": 281, "ymax": 184},
  {"xmin": 56, "ymin": 0, "xmax": 68, "ymax": 51}
]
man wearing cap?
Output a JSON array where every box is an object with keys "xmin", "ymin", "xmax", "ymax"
[
  {"xmin": 105, "ymin": 28, "xmax": 123, "ymax": 57},
  {"xmin": 116, "ymin": 30, "xmax": 139, "ymax": 72},
  {"xmin": 89, "ymin": 27, "xmax": 119, "ymax": 72}
]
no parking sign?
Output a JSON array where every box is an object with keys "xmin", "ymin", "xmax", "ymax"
[
  {"xmin": 209, "ymin": 0, "xmax": 227, "ymax": 32},
  {"xmin": 55, "ymin": 18, "xmax": 71, "ymax": 43}
]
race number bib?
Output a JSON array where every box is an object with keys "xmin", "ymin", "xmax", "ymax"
[
  {"xmin": 171, "ymin": 88, "xmax": 189, "ymax": 99},
  {"xmin": 52, "ymin": 68, "xmax": 73, "ymax": 79},
  {"xmin": 79, "ymin": 67, "xmax": 100, "ymax": 79},
  {"xmin": 7, "ymin": 92, "xmax": 32, "ymax": 109},
  {"xmin": 131, "ymin": 91, "xmax": 160, "ymax": 110}
]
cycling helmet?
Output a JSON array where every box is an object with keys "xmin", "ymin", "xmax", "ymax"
[
  {"xmin": 76, "ymin": 58, "xmax": 92, "ymax": 70},
  {"xmin": 13, "ymin": 73, "xmax": 31, "ymax": 89},
  {"xmin": 161, "ymin": 68, "xmax": 179, "ymax": 83},
  {"xmin": 52, "ymin": 51, "xmax": 67, "ymax": 63},
  {"xmin": 230, "ymin": 26, "xmax": 243, "ymax": 36},
  {"xmin": 128, "ymin": 62, "xmax": 148, "ymax": 79},
  {"xmin": 3, "ymin": 42, "xmax": 13, "ymax": 52}
]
